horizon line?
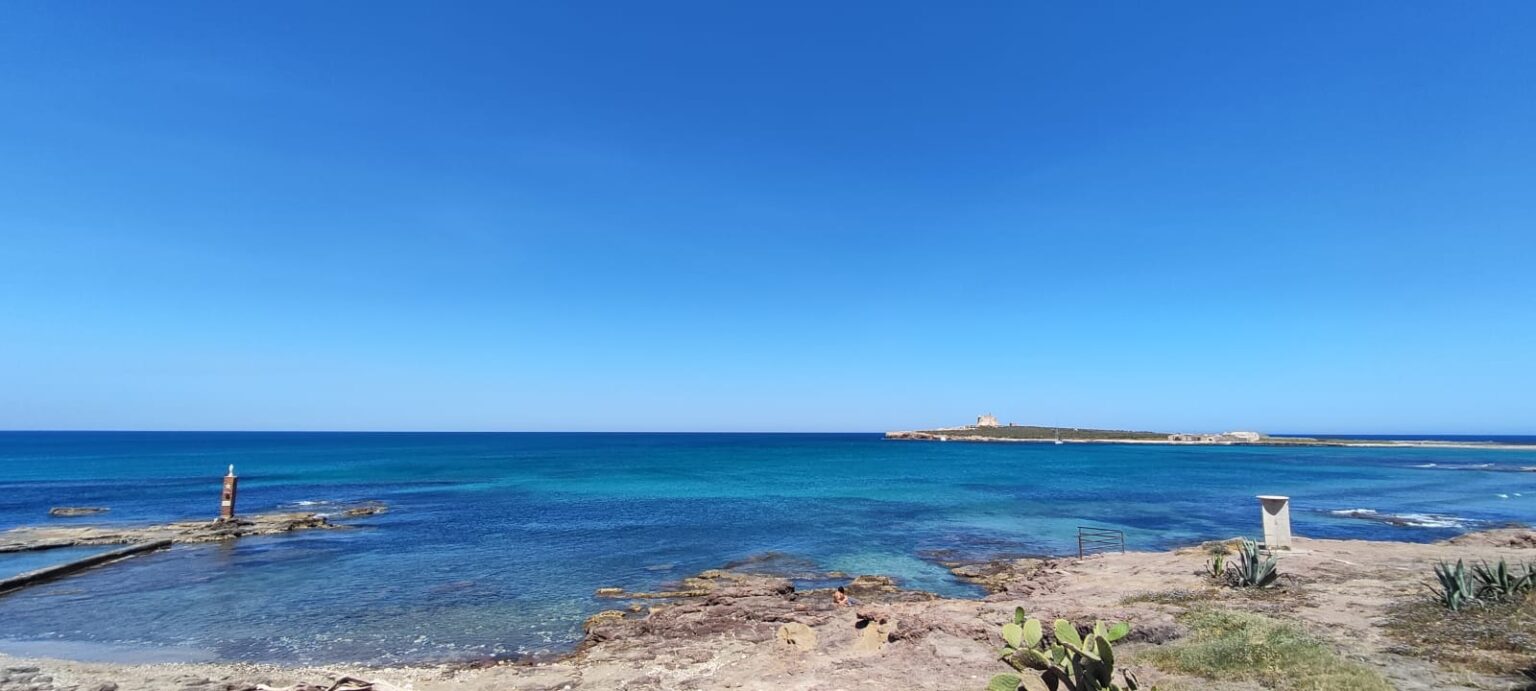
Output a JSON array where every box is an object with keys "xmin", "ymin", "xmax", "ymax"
[{"xmin": 1, "ymin": 428, "xmax": 1532, "ymax": 437}]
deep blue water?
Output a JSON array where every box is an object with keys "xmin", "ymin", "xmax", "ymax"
[
  {"xmin": 1, "ymin": 431, "xmax": 1534, "ymax": 664},
  {"xmin": 1277, "ymin": 433, "xmax": 1536, "ymax": 444}
]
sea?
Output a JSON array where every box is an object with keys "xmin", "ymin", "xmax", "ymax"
[{"xmin": 1, "ymin": 431, "xmax": 1534, "ymax": 665}]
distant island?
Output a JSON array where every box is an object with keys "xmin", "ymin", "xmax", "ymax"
[{"xmin": 885, "ymin": 415, "xmax": 1535, "ymax": 449}]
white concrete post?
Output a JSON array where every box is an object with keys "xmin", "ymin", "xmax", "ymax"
[{"xmin": 1257, "ymin": 495, "xmax": 1292, "ymax": 549}]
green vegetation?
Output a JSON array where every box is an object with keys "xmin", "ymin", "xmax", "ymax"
[
  {"xmin": 1431, "ymin": 559, "xmax": 1477, "ymax": 611},
  {"xmin": 1140, "ymin": 609, "xmax": 1391, "ymax": 691},
  {"xmin": 989, "ymin": 608, "xmax": 1145, "ymax": 691},
  {"xmin": 1384, "ymin": 589, "xmax": 1536, "ymax": 675},
  {"xmin": 1430, "ymin": 558, "xmax": 1534, "ymax": 610},
  {"xmin": 1203, "ymin": 552, "xmax": 1226, "ymax": 580},
  {"xmin": 927, "ymin": 425, "xmax": 1170, "ymax": 441},
  {"xmin": 1225, "ymin": 540, "xmax": 1280, "ymax": 588},
  {"xmin": 1470, "ymin": 559, "xmax": 1536, "ymax": 600}
]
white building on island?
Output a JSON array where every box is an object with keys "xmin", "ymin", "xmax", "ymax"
[{"xmin": 1168, "ymin": 431, "xmax": 1266, "ymax": 444}]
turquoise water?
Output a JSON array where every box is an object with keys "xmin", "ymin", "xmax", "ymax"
[{"xmin": 1, "ymin": 432, "xmax": 1534, "ymax": 664}]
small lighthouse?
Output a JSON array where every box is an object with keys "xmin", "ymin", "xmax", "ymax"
[{"xmin": 219, "ymin": 465, "xmax": 239, "ymax": 520}]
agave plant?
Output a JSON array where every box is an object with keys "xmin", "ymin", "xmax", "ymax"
[
  {"xmin": 1471, "ymin": 559, "xmax": 1518, "ymax": 599},
  {"xmin": 1431, "ymin": 559, "xmax": 1476, "ymax": 611},
  {"xmin": 1469, "ymin": 559, "xmax": 1536, "ymax": 601},
  {"xmin": 1225, "ymin": 539, "xmax": 1278, "ymax": 588},
  {"xmin": 989, "ymin": 608, "xmax": 1145, "ymax": 690}
]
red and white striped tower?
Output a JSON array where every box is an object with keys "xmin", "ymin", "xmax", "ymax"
[{"xmin": 219, "ymin": 465, "xmax": 238, "ymax": 520}]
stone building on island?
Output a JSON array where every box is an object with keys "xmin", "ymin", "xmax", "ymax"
[
  {"xmin": 975, "ymin": 414, "xmax": 1000, "ymax": 428},
  {"xmin": 1168, "ymin": 431, "xmax": 1266, "ymax": 444}
]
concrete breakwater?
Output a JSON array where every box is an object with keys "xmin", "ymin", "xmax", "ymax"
[
  {"xmin": 0, "ymin": 505, "xmax": 386, "ymax": 554},
  {"xmin": 0, "ymin": 540, "xmax": 173, "ymax": 596},
  {"xmin": 0, "ymin": 505, "xmax": 385, "ymax": 600}
]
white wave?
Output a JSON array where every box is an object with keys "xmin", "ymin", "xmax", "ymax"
[
  {"xmin": 1327, "ymin": 508, "xmax": 1471, "ymax": 528},
  {"xmin": 1391, "ymin": 513, "xmax": 1471, "ymax": 528},
  {"xmin": 1329, "ymin": 508, "xmax": 1377, "ymax": 516}
]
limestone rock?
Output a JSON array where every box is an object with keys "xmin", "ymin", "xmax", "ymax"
[
  {"xmin": 848, "ymin": 575, "xmax": 899, "ymax": 593},
  {"xmin": 852, "ymin": 614, "xmax": 898, "ymax": 652},
  {"xmin": 776, "ymin": 622, "xmax": 817, "ymax": 650},
  {"xmin": 583, "ymin": 610, "xmax": 627, "ymax": 633}
]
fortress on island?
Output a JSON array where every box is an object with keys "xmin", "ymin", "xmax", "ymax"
[
  {"xmin": 885, "ymin": 416, "xmax": 1279, "ymax": 445},
  {"xmin": 888, "ymin": 417, "xmax": 1528, "ymax": 449}
]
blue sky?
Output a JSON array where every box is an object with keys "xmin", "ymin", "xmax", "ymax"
[{"xmin": 1, "ymin": 2, "xmax": 1533, "ymax": 433}]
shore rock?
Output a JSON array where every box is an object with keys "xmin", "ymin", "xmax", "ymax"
[
  {"xmin": 947, "ymin": 558, "xmax": 1054, "ymax": 595},
  {"xmin": 1445, "ymin": 528, "xmax": 1536, "ymax": 549},
  {"xmin": 583, "ymin": 610, "xmax": 627, "ymax": 636},
  {"xmin": 847, "ymin": 574, "xmax": 899, "ymax": 593}
]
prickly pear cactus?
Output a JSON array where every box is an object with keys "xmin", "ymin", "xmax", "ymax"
[{"xmin": 987, "ymin": 608, "xmax": 1148, "ymax": 691}]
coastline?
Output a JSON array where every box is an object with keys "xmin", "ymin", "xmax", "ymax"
[
  {"xmin": 884, "ymin": 430, "xmax": 1536, "ymax": 451},
  {"xmin": 4, "ymin": 528, "xmax": 1534, "ymax": 690}
]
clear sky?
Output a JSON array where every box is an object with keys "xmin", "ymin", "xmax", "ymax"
[{"xmin": 2, "ymin": 2, "xmax": 1533, "ymax": 433}]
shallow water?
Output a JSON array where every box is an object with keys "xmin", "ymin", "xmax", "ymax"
[
  {"xmin": 1, "ymin": 431, "xmax": 1533, "ymax": 664},
  {"xmin": 0, "ymin": 545, "xmax": 116, "ymax": 580}
]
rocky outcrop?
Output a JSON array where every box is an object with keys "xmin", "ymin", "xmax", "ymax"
[
  {"xmin": 583, "ymin": 610, "xmax": 628, "ymax": 635},
  {"xmin": 851, "ymin": 608, "xmax": 898, "ymax": 652},
  {"xmin": 595, "ymin": 570, "xmax": 795, "ymax": 602},
  {"xmin": 945, "ymin": 557, "xmax": 1056, "ymax": 595},
  {"xmin": 1446, "ymin": 527, "xmax": 1536, "ymax": 549},
  {"xmin": 341, "ymin": 504, "xmax": 386, "ymax": 518},
  {"xmin": 0, "ymin": 507, "xmax": 383, "ymax": 553}
]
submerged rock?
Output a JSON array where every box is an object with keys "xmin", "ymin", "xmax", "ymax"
[
  {"xmin": 48, "ymin": 506, "xmax": 109, "ymax": 517},
  {"xmin": 340, "ymin": 504, "xmax": 387, "ymax": 517}
]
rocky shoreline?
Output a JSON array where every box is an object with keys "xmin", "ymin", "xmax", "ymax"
[{"xmin": 3, "ymin": 528, "xmax": 1535, "ymax": 690}]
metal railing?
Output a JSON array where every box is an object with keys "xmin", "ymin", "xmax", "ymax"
[{"xmin": 1077, "ymin": 526, "xmax": 1126, "ymax": 558}]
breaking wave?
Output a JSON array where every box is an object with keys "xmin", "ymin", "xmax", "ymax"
[{"xmin": 1327, "ymin": 508, "xmax": 1474, "ymax": 529}]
